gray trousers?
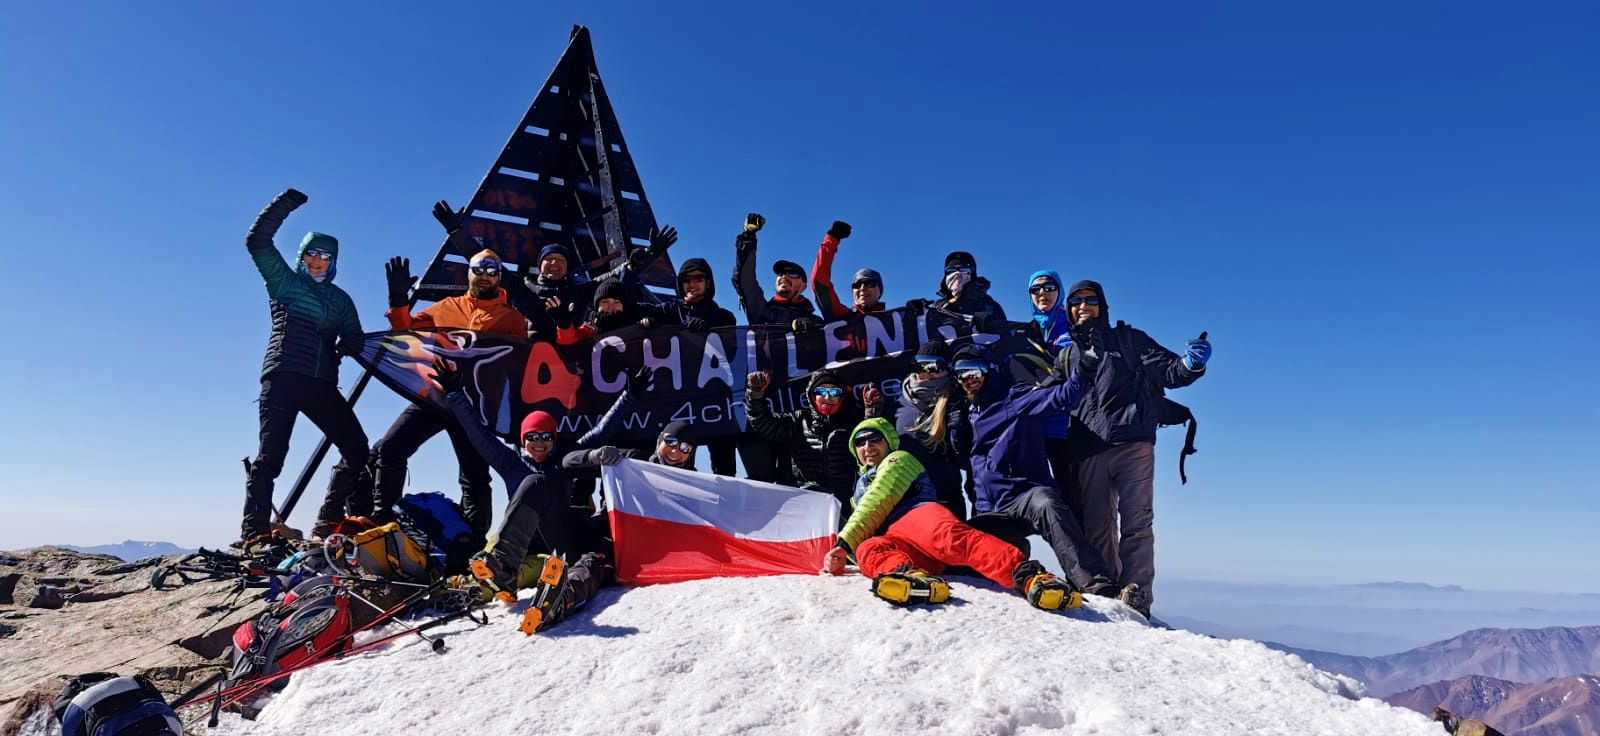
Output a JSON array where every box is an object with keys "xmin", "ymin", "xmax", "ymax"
[{"xmin": 1069, "ymin": 441, "xmax": 1156, "ymax": 590}]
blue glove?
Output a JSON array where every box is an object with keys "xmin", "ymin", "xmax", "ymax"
[{"xmin": 1183, "ymin": 332, "xmax": 1211, "ymax": 371}]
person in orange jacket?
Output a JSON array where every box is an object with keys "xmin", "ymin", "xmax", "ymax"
[
  {"xmin": 350, "ymin": 249, "xmax": 530, "ymax": 543},
  {"xmin": 810, "ymin": 220, "xmax": 887, "ymax": 319}
]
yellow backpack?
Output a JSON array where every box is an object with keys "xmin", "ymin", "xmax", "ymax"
[{"xmin": 347, "ymin": 522, "xmax": 434, "ymax": 583}]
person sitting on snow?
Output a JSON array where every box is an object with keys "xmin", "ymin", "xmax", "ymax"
[
  {"xmin": 430, "ymin": 358, "xmax": 597, "ymax": 611},
  {"xmin": 819, "ymin": 418, "xmax": 1077, "ymax": 611},
  {"xmin": 809, "ymin": 220, "xmax": 887, "ymax": 319},
  {"xmin": 955, "ymin": 338, "xmax": 1118, "ymax": 602},
  {"xmin": 745, "ymin": 368, "xmax": 882, "ymax": 515}
]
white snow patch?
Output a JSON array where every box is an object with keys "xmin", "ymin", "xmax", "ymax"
[{"xmin": 210, "ymin": 575, "xmax": 1440, "ymax": 735}]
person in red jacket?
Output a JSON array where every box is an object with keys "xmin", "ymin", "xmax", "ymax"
[
  {"xmin": 810, "ymin": 220, "xmax": 886, "ymax": 319},
  {"xmin": 350, "ymin": 249, "xmax": 529, "ymax": 543}
]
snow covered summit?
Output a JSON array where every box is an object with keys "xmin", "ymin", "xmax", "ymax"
[{"xmin": 216, "ymin": 574, "xmax": 1443, "ymax": 735}]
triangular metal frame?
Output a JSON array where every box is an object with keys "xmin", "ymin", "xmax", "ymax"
[{"xmin": 414, "ymin": 25, "xmax": 673, "ymax": 302}]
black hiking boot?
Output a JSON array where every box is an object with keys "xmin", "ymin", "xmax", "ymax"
[
  {"xmin": 1118, "ymin": 583, "xmax": 1152, "ymax": 618},
  {"xmin": 518, "ymin": 554, "xmax": 573, "ymax": 635},
  {"xmin": 468, "ymin": 551, "xmax": 518, "ymax": 606}
]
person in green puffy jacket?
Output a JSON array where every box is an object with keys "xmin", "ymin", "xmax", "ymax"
[
  {"xmin": 238, "ymin": 188, "xmax": 369, "ymax": 543},
  {"xmin": 820, "ymin": 417, "xmax": 1078, "ymax": 611}
]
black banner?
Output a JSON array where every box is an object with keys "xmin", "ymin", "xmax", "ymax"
[{"xmin": 355, "ymin": 308, "xmax": 1019, "ymax": 446}]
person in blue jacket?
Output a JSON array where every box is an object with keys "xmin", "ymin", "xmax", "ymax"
[{"xmin": 955, "ymin": 336, "xmax": 1116, "ymax": 598}]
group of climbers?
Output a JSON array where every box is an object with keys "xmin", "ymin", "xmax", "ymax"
[{"xmin": 235, "ymin": 189, "xmax": 1210, "ymax": 628}]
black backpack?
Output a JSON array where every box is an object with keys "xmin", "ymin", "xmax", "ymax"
[{"xmin": 53, "ymin": 673, "xmax": 181, "ymax": 736}]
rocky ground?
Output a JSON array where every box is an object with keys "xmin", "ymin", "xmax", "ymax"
[{"xmin": 0, "ymin": 546, "xmax": 268, "ymax": 735}]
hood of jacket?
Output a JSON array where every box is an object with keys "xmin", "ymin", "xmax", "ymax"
[
  {"xmin": 1066, "ymin": 278, "xmax": 1110, "ymax": 328},
  {"xmin": 677, "ymin": 257, "xmax": 717, "ymax": 301},
  {"xmin": 1028, "ymin": 270, "xmax": 1071, "ymax": 344},
  {"xmin": 849, "ymin": 416, "xmax": 900, "ymax": 470},
  {"xmin": 296, "ymin": 231, "xmax": 340, "ymax": 282}
]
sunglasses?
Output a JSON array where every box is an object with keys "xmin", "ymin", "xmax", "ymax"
[
  {"xmin": 660, "ymin": 435, "xmax": 695, "ymax": 453},
  {"xmin": 852, "ymin": 433, "xmax": 885, "ymax": 448},
  {"xmin": 1028, "ymin": 284, "xmax": 1059, "ymax": 295},
  {"xmin": 302, "ymin": 249, "xmax": 333, "ymax": 261},
  {"xmin": 943, "ymin": 265, "xmax": 974, "ymax": 275},
  {"xmin": 522, "ymin": 431, "xmax": 554, "ymax": 443},
  {"xmin": 1067, "ymin": 296, "xmax": 1102, "ymax": 307},
  {"xmin": 812, "ymin": 386, "xmax": 845, "ymax": 399},
  {"xmin": 915, "ymin": 360, "xmax": 947, "ymax": 374},
  {"xmin": 469, "ymin": 265, "xmax": 502, "ymax": 276}
]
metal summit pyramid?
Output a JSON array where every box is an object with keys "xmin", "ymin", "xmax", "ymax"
[{"xmin": 415, "ymin": 25, "xmax": 674, "ymax": 301}]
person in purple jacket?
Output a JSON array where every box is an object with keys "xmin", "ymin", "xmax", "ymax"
[{"xmin": 955, "ymin": 332, "xmax": 1117, "ymax": 599}]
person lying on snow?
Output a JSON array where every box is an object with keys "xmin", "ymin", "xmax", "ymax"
[
  {"xmin": 355, "ymin": 249, "xmax": 527, "ymax": 546},
  {"xmin": 430, "ymin": 360, "xmax": 612, "ymax": 632},
  {"xmin": 745, "ymin": 368, "xmax": 883, "ymax": 516},
  {"xmin": 238, "ymin": 188, "xmax": 369, "ymax": 545},
  {"xmin": 819, "ymin": 418, "xmax": 1078, "ymax": 611},
  {"xmin": 954, "ymin": 338, "xmax": 1119, "ymax": 602}
]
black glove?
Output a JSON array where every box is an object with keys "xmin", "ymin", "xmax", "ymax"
[
  {"xmin": 247, "ymin": 189, "xmax": 309, "ymax": 251},
  {"xmin": 626, "ymin": 366, "xmax": 656, "ymax": 396},
  {"xmin": 792, "ymin": 316, "xmax": 822, "ymax": 334},
  {"xmin": 384, "ymin": 257, "xmax": 412, "ymax": 308},
  {"xmin": 648, "ymin": 225, "xmax": 678, "ymax": 255},
  {"xmin": 744, "ymin": 212, "xmax": 766, "ymax": 233},
  {"xmin": 1070, "ymin": 322, "xmax": 1104, "ymax": 373},
  {"xmin": 592, "ymin": 446, "xmax": 624, "ymax": 466},
  {"xmin": 681, "ymin": 315, "xmax": 708, "ymax": 333},
  {"xmin": 828, "ymin": 220, "xmax": 852, "ymax": 240},
  {"xmin": 431, "ymin": 357, "xmax": 463, "ymax": 394},
  {"xmin": 903, "ymin": 298, "xmax": 929, "ymax": 316},
  {"xmin": 432, "ymin": 200, "xmax": 463, "ymax": 233}
]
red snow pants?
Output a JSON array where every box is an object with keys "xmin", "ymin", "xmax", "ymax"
[{"xmin": 855, "ymin": 503, "xmax": 1025, "ymax": 589}]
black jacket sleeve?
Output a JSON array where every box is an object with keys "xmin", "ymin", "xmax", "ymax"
[{"xmin": 1132, "ymin": 328, "xmax": 1204, "ymax": 390}]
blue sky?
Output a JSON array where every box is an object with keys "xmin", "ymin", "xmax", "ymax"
[{"xmin": 1, "ymin": 2, "xmax": 1595, "ymax": 591}]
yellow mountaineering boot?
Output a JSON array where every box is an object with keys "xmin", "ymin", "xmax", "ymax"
[
  {"xmin": 871, "ymin": 568, "xmax": 952, "ymax": 606},
  {"xmin": 1014, "ymin": 561, "xmax": 1083, "ymax": 611}
]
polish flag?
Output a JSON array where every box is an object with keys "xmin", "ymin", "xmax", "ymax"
[{"xmin": 603, "ymin": 460, "xmax": 841, "ymax": 585}]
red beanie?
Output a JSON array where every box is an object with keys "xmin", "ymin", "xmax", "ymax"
[{"xmin": 520, "ymin": 411, "xmax": 557, "ymax": 436}]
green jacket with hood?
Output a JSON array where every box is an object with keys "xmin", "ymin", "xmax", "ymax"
[
  {"xmin": 838, "ymin": 418, "xmax": 942, "ymax": 550},
  {"xmin": 245, "ymin": 191, "xmax": 364, "ymax": 382}
]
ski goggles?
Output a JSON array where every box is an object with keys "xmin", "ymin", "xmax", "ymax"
[
  {"xmin": 852, "ymin": 431, "xmax": 886, "ymax": 448},
  {"xmin": 522, "ymin": 431, "xmax": 554, "ymax": 443},
  {"xmin": 660, "ymin": 435, "xmax": 696, "ymax": 453},
  {"xmin": 469, "ymin": 262, "xmax": 502, "ymax": 276},
  {"xmin": 1028, "ymin": 283, "xmax": 1059, "ymax": 295},
  {"xmin": 1066, "ymin": 296, "xmax": 1102, "ymax": 307},
  {"xmin": 953, "ymin": 360, "xmax": 990, "ymax": 379},
  {"xmin": 302, "ymin": 249, "xmax": 333, "ymax": 262},
  {"xmin": 811, "ymin": 386, "xmax": 846, "ymax": 399},
  {"xmin": 913, "ymin": 358, "xmax": 947, "ymax": 374}
]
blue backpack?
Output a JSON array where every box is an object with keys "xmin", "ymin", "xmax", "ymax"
[{"xmin": 53, "ymin": 673, "xmax": 181, "ymax": 736}]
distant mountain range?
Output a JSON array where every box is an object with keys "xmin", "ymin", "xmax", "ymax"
[
  {"xmin": 1349, "ymin": 581, "xmax": 1467, "ymax": 593},
  {"xmin": 61, "ymin": 541, "xmax": 194, "ymax": 561},
  {"xmin": 1386, "ymin": 674, "xmax": 1600, "ymax": 736},
  {"xmin": 1276, "ymin": 626, "xmax": 1600, "ymax": 697}
]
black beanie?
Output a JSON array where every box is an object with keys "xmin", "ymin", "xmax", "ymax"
[
  {"xmin": 914, "ymin": 338, "xmax": 950, "ymax": 361},
  {"xmin": 943, "ymin": 251, "xmax": 977, "ymax": 272}
]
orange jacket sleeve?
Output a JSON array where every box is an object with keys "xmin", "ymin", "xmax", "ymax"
[{"xmin": 387, "ymin": 304, "xmax": 439, "ymax": 331}]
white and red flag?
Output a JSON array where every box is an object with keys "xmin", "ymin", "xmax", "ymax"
[{"xmin": 603, "ymin": 460, "xmax": 840, "ymax": 585}]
